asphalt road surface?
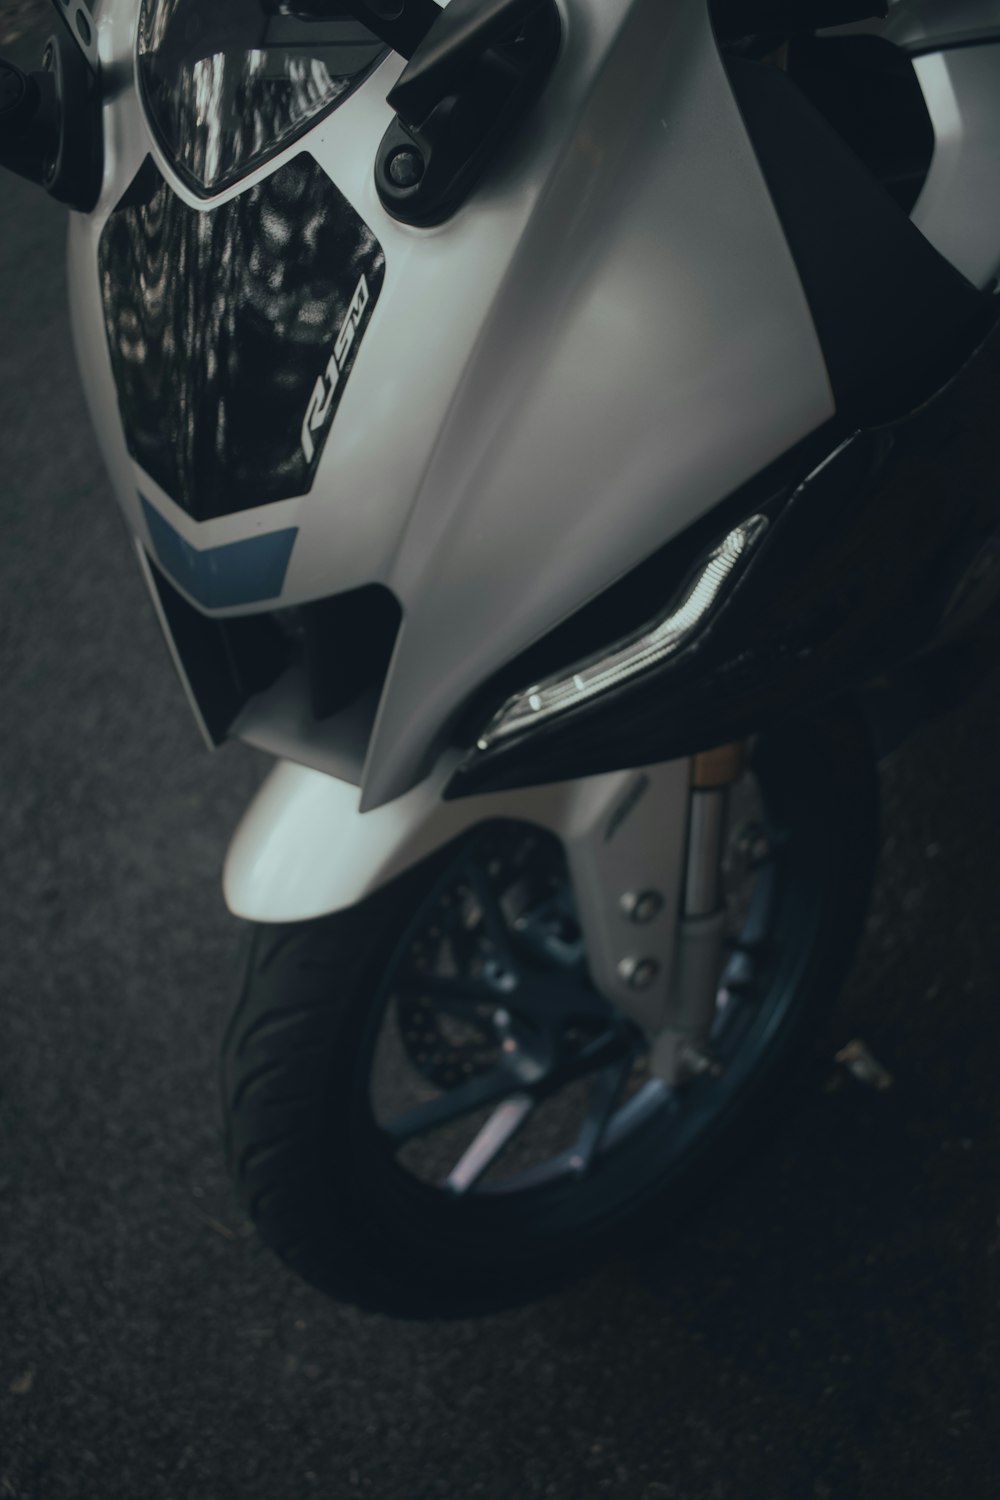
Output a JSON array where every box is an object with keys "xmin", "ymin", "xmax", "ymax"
[{"xmin": 3, "ymin": 163, "xmax": 1000, "ymax": 1499}]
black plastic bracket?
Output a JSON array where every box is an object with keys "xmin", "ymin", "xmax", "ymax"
[
  {"xmin": 374, "ymin": 0, "xmax": 562, "ymax": 226},
  {"xmin": 292, "ymin": 0, "xmax": 444, "ymax": 60},
  {"xmin": 0, "ymin": 28, "xmax": 102, "ymax": 212}
]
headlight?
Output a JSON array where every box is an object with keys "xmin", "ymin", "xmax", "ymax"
[
  {"xmin": 475, "ymin": 517, "xmax": 769, "ymax": 752},
  {"xmin": 137, "ymin": 2, "xmax": 387, "ymax": 195}
]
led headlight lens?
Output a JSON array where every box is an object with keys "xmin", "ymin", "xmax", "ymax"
[
  {"xmin": 137, "ymin": 2, "xmax": 386, "ymax": 195},
  {"xmin": 476, "ymin": 516, "xmax": 769, "ymax": 753}
]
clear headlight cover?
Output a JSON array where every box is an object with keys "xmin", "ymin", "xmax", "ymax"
[
  {"xmin": 137, "ymin": 2, "xmax": 387, "ymax": 195},
  {"xmin": 475, "ymin": 517, "xmax": 769, "ymax": 753}
]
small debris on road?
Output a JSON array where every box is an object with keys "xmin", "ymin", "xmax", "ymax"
[{"xmin": 834, "ymin": 1039, "xmax": 894, "ymax": 1092}]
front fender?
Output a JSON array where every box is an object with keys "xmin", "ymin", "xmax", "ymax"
[
  {"xmin": 224, "ymin": 753, "xmax": 478, "ymax": 925},
  {"xmin": 223, "ymin": 755, "xmax": 692, "ymax": 1034}
]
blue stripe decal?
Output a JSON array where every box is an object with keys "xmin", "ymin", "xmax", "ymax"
[{"xmin": 140, "ymin": 497, "xmax": 297, "ymax": 609}]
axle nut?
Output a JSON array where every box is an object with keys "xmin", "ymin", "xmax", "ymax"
[{"xmin": 618, "ymin": 956, "xmax": 660, "ymax": 991}]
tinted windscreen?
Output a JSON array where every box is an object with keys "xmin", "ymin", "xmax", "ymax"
[
  {"xmin": 138, "ymin": 1, "xmax": 386, "ymax": 195},
  {"xmin": 99, "ymin": 153, "xmax": 387, "ymax": 519}
]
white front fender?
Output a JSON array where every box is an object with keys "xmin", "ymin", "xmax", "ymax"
[
  {"xmin": 223, "ymin": 754, "xmax": 692, "ymax": 1034},
  {"xmin": 224, "ymin": 752, "xmax": 507, "ymax": 925}
]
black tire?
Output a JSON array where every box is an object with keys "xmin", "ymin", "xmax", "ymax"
[{"xmin": 221, "ymin": 707, "xmax": 878, "ymax": 1316}]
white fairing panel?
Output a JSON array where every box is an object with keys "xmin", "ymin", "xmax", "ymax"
[
  {"xmin": 910, "ymin": 46, "xmax": 1000, "ymax": 289},
  {"xmin": 69, "ymin": 0, "xmax": 834, "ymax": 811},
  {"xmin": 361, "ymin": 0, "xmax": 835, "ymax": 807}
]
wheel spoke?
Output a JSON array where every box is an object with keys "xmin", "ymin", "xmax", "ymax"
[
  {"xmin": 382, "ymin": 1067, "xmax": 519, "ymax": 1145},
  {"xmin": 569, "ymin": 1055, "xmax": 633, "ymax": 1175},
  {"xmin": 719, "ymin": 947, "xmax": 757, "ymax": 998},
  {"xmin": 464, "ymin": 860, "xmax": 521, "ymax": 975},
  {"xmin": 444, "ymin": 1095, "xmax": 535, "ymax": 1194},
  {"xmin": 512, "ymin": 895, "xmax": 585, "ymax": 973},
  {"xmin": 562, "ymin": 1025, "xmax": 632, "ymax": 1084}
]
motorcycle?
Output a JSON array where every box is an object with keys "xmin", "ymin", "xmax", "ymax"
[{"xmin": 3, "ymin": 0, "xmax": 1000, "ymax": 1315}]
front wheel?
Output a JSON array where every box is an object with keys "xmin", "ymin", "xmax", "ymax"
[{"xmin": 221, "ymin": 709, "xmax": 877, "ymax": 1316}]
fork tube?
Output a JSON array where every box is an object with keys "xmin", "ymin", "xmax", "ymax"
[
  {"xmin": 652, "ymin": 744, "xmax": 744, "ymax": 1083},
  {"xmin": 684, "ymin": 791, "xmax": 727, "ymax": 917},
  {"xmin": 684, "ymin": 743, "xmax": 744, "ymax": 917}
]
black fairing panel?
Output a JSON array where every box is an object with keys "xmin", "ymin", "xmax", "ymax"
[
  {"xmin": 98, "ymin": 153, "xmax": 385, "ymax": 520},
  {"xmin": 448, "ymin": 315, "xmax": 1000, "ymax": 799},
  {"xmin": 784, "ymin": 36, "xmax": 935, "ymax": 215},
  {"xmin": 724, "ymin": 56, "xmax": 992, "ymax": 427}
]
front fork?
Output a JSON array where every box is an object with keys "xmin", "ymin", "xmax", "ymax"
[
  {"xmin": 652, "ymin": 745, "xmax": 744, "ymax": 1085},
  {"xmin": 562, "ymin": 744, "xmax": 745, "ymax": 1087}
]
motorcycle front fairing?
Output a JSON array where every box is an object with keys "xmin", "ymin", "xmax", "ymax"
[
  {"xmin": 68, "ymin": 0, "xmax": 834, "ymax": 803},
  {"xmin": 66, "ymin": 0, "xmax": 1000, "ymax": 983}
]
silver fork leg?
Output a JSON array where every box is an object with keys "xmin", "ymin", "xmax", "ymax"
[{"xmin": 651, "ymin": 745, "xmax": 743, "ymax": 1085}]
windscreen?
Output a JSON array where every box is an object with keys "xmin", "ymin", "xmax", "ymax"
[{"xmin": 138, "ymin": 1, "xmax": 386, "ymax": 195}]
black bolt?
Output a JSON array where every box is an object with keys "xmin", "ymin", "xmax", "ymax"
[{"xmin": 387, "ymin": 148, "xmax": 424, "ymax": 189}]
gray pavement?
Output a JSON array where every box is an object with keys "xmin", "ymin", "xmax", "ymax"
[{"xmin": 2, "ymin": 166, "xmax": 1000, "ymax": 1500}]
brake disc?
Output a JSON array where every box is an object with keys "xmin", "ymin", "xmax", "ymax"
[
  {"xmin": 395, "ymin": 991, "xmax": 499, "ymax": 1092},
  {"xmin": 394, "ymin": 827, "xmax": 562, "ymax": 1091}
]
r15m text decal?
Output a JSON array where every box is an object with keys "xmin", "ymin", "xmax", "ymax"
[
  {"xmin": 99, "ymin": 154, "xmax": 386, "ymax": 521},
  {"xmin": 302, "ymin": 274, "xmax": 375, "ymax": 464}
]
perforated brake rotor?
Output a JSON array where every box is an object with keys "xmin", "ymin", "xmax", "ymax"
[
  {"xmin": 395, "ymin": 993, "xmax": 499, "ymax": 1092},
  {"xmin": 393, "ymin": 827, "xmax": 576, "ymax": 1092}
]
